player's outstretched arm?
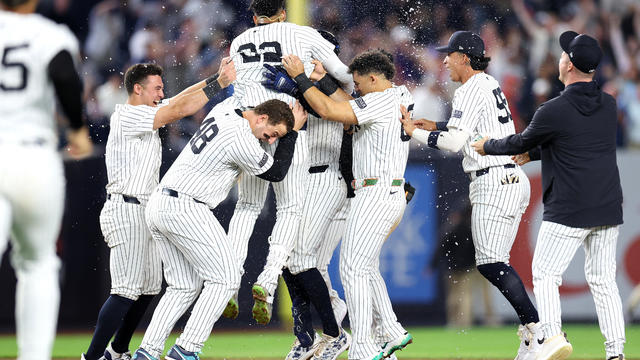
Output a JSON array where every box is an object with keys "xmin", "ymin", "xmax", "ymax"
[
  {"xmin": 170, "ymin": 57, "xmax": 236, "ymax": 100},
  {"xmin": 281, "ymin": 54, "xmax": 357, "ymax": 125},
  {"xmin": 153, "ymin": 59, "xmax": 236, "ymax": 130},
  {"xmin": 399, "ymin": 105, "xmax": 468, "ymax": 152}
]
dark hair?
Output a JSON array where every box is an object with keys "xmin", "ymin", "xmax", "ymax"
[
  {"xmin": 124, "ymin": 63, "xmax": 163, "ymax": 95},
  {"xmin": 0, "ymin": 0, "xmax": 29, "ymax": 7},
  {"xmin": 469, "ymin": 55, "xmax": 491, "ymax": 71},
  {"xmin": 254, "ymin": 99, "xmax": 294, "ymax": 132},
  {"xmin": 348, "ymin": 49, "xmax": 395, "ymax": 80},
  {"xmin": 249, "ymin": 0, "xmax": 284, "ymax": 17}
]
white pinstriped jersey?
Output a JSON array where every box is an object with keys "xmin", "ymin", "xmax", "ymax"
[
  {"xmin": 306, "ymin": 114, "xmax": 343, "ymax": 167},
  {"xmin": 104, "ymin": 101, "xmax": 168, "ymax": 199},
  {"xmin": 349, "ymin": 85, "xmax": 414, "ymax": 180},
  {"xmin": 226, "ymin": 22, "xmax": 350, "ymax": 108},
  {"xmin": 160, "ymin": 106, "xmax": 274, "ymax": 208},
  {"xmin": 447, "ymin": 73, "xmax": 515, "ymax": 172},
  {"xmin": 0, "ymin": 11, "xmax": 79, "ymax": 145}
]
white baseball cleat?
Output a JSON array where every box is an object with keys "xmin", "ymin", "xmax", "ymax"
[
  {"xmin": 536, "ymin": 333, "xmax": 572, "ymax": 360},
  {"xmin": 514, "ymin": 324, "xmax": 531, "ymax": 360},
  {"xmin": 286, "ymin": 333, "xmax": 321, "ymax": 360},
  {"xmin": 311, "ymin": 328, "xmax": 351, "ymax": 360}
]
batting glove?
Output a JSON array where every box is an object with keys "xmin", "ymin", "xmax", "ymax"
[{"xmin": 262, "ymin": 64, "xmax": 299, "ymax": 97}]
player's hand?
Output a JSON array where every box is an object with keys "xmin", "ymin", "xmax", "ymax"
[
  {"xmin": 66, "ymin": 126, "xmax": 93, "ymax": 159},
  {"xmin": 413, "ymin": 119, "xmax": 437, "ymax": 131},
  {"xmin": 399, "ymin": 104, "xmax": 416, "ymax": 137},
  {"xmin": 291, "ymin": 100, "xmax": 308, "ymax": 131},
  {"xmin": 471, "ymin": 136, "xmax": 490, "ymax": 156},
  {"xmin": 217, "ymin": 57, "xmax": 236, "ymax": 88},
  {"xmin": 281, "ymin": 54, "xmax": 305, "ymax": 78},
  {"xmin": 309, "ymin": 59, "xmax": 327, "ymax": 81},
  {"xmin": 262, "ymin": 64, "xmax": 299, "ymax": 97},
  {"xmin": 512, "ymin": 153, "xmax": 531, "ymax": 165}
]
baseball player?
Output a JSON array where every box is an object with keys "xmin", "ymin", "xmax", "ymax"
[
  {"xmin": 82, "ymin": 59, "xmax": 236, "ymax": 360},
  {"xmin": 282, "ymin": 49, "xmax": 414, "ymax": 360},
  {"xmin": 131, "ymin": 99, "xmax": 306, "ymax": 360},
  {"xmin": 472, "ymin": 31, "xmax": 625, "ymax": 360},
  {"xmin": 0, "ymin": 1, "xmax": 92, "ymax": 359},
  {"xmin": 399, "ymin": 31, "xmax": 541, "ymax": 359},
  {"xmin": 262, "ymin": 35, "xmax": 353, "ymax": 360},
  {"xmin": 215, "ymin": 0, "xmax": 354, "ymax": 325}
]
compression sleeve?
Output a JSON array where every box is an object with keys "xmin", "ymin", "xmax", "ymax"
[
  {"xmin": 257, "ymin": 131, "xmax": 298, "ymax": 182},
  {"xmin": 48, "ymin": 50, "xmax": 84, "ymax": 129},
  {"xmin": 412, "ymin": 127, "xmax": 469, "ymax": 152}
]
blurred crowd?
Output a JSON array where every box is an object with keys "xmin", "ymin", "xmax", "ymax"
[{"xmin": 39, "ymin": 0, "xmax": 640, "ymax": 150}]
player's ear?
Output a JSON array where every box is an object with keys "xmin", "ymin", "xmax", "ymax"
[
  {"xmin": 252, "ymin": 15, "xmax": 258, "ymax": 25},
  {"xmin": 133, "ymin": 83, "xmax": 143, "ymax": 95},
  {"xmin": 279, "ymin": 9, "xmax": 286, "ymax": 22}
]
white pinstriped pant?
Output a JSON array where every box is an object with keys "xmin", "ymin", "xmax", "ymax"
[
  {"xmin": 341, "ymin": 185, "xmax": 407, "ymax": 359},
  {"xmin": 99, "ymin": 199, "xmax": 162, "ymax": 300},
  {"xmin": 228, "ymin": 132, "xmax": 308, "ymax": 296},
  {"xmin": 533, "ymin": 221, "xmax": 625, "ymax": 357},
  {"xmin": 469, "ymin": 166, "xmax": 530, "ymax": 265},
  {"xmin": 317, "ymin": 196, "xmax": 350, "ymax": 310},
  {"xmin": 288, "ymin": 168, "xmax": 347, "ymax": 274},
  {"xmin": 141, "ymin": 191, "xmax": 241, "ymax": 357}
]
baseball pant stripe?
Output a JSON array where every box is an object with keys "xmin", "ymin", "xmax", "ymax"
[
  {"xmin": 228, "ymin": 174, "xmax": 268, "ymax": 272},
  {"xmin": 289, "ymin": 171, "xmax": 346, "ymax": 274},
  {"xmin": 470, "ymin": 168, "xmax": 530, "ymax": 265},
  {"xmin": 256, "ymin": 134, "xmax": 308, "ymax": 295},
  {"xmin": 341, "ymin": 187, "xmax": 405, "ymax": 359},
  {"xmin": 142, "ymin": 194, "xmax": 240, "ymax": 356},
  {"xmin": 101, "ymin": 201, "xmax": 161, "ymax": 299},
  {"xmin": 532, "ymin": 222, "xmax": 625, "ymax": 356}
]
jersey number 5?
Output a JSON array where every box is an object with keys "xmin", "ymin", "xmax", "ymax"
[
  {"xmin": 237, "ymin": 41, "xmax": 282, "ymax": 63},
  {"xmin": 0, "ymin": 44, "xmax": 29, "ymax": 91},
  {"xmin": 190, "ymin": 117, "xmax": 218, "ymax": 154},
  {"xmin": 492, "ymin": 87, "xmax": 512, "ymax": 124}
]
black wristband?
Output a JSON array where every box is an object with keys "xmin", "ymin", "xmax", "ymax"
[
  {"xmin": 203, "ymin": 80, "xmax": 222, "ymax": 100},
  {"xmin": 205, "ymin": 74, "xmax": 219, "ymax": 86},
  {"xmin": 294, "ymin": 73, "xmax": 315, "ymax": 94},
  {"xmin": 316, "ymin": 75, "xmax": 339, "ymax": 96}
]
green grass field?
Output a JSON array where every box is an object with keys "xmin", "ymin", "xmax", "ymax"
[{"xmin": 0, "ymin": 325, "xmax": 638, "ymax": 359}]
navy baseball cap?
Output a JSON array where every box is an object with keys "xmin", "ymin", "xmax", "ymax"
[
  {"xmin": 559, "ymin": 31, "xmax": 602, "ymax": 73},
  {"xmin": 436, "ymin": 31, "xmax": 485, "ymax": 58}
]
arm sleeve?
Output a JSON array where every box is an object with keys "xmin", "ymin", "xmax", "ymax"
[
  {"xmin": 484, "ymin": 104, "xmax": 555, "ymax": 155},
  {"xmin": 48, "ymin": 50, "xmax": 84, "ymax": 129},
  {"xmin": 256, "ymin": 130, "xmax": 299, "ymax": 182},
  {"xmin": 412, "ymin": 127, "xmax": 470, "ymax": 152},
  {"xmin": 349, "ymin": 92, "xmax": 392, "ymax": 125},
  {"xmin": 338, "ymin": 129, "xmax": 355, "ymax": 198},
  {"xmin": 322, "ymin": 54, "xmax": 354, "ymax": 95}
]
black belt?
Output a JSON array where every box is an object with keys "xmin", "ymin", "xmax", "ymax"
[
  {"xmin": 162, "ymin": 188, "xmax": 207, "ymax": 205},
  {"xmin": 474, "ymin": 164, "xmax": 516, "ymax": 178},
  {"xmin": 107, "ymin": 194, "xmax": 141, "ymax": 204},
  {"xmin": 309, "ymin": 165, "xmax": 329, "ymax": 173}
]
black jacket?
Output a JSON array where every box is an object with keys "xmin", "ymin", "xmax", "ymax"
[{"xmin": 484, "ymin": 81, "xmax": 623, "ymax": 228}]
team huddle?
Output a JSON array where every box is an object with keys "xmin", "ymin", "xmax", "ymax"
[{"xmin": 0, "ymin": 0, "xmax": 627, "ymax": 360}]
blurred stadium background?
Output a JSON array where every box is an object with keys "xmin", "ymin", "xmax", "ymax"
[{"xmin": 1, "ymin": 0, "xmax": 640, "ymax": 357}]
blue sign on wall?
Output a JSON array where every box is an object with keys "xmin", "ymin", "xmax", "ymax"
[{"xmin": 327, "ymin": 164, "xmax": 439, "ymax": 303}]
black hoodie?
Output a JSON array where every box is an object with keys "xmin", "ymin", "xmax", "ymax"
[{"xmin": 484, "ymin": 81, "xmax": 623, "ymax": 228}]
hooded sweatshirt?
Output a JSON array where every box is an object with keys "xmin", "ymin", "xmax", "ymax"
[{"xmin": 484, "ymin": 81, "xmax": 623, "ymax": 228}]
